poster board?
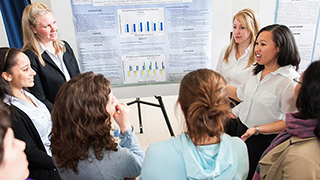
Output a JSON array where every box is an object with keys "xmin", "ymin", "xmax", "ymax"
[
  {"xmin": 275, "ymin": 0, "xmax": 320, "ymax": 72},
  {"xmin": 69, "ymin": 0, "xmax": 213, "ymax": 86}
]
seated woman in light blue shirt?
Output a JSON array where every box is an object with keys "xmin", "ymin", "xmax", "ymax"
[
  {"xmin": 140, "ymin": 69, "xmax": 249, "ymax": 180},
  {"xmin": 0, "ymin": 47, "xmax": 60, "ymax": 180}
]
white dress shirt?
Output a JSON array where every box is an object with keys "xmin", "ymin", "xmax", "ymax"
[
  {"xmin": 232, "ymin": 65, "xmax": 299, "ymax": 130},
  {"xmin": 3, "ymin": 90, "xmax": 52, "ymax": 156},
  {"xmin": 40, "ymin": 43, "xmax": 71, "ymax": 81},
  {"xmin": 216, "ymin": 45, "xmax": 254, "ymax": 88}
]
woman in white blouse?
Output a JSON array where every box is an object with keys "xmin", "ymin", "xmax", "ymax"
[
  {"xmin": 0, "ymin": 47, "xmax": 60, "ymax": 180},
  {"xmin": 216, "ymin": 8, "xmax": 260, "ymax": 88},
  {"xmin": 216, "ymin": 9, "xmax": 260, "ymax": 136},
  {"xmin": 227, "ymin": 24, "xmax": 300, "ymax": 180}
]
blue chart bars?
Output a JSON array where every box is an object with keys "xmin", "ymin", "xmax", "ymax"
[{"xmin": 125, "ymin": 21, "xmax": 164, "ymax": 33}]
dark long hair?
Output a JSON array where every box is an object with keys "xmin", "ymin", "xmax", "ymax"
[
  {"xmin": 0, "ymin": 47, "xmax": 20, "ymax": 99},
  {"xmin": 50, "ymin": 72, "xmax": 117, "ymax": 172},
  {"xmin": 253, "ymin": 24, "xmax": 300, "ymax": 75},
  {"xmin": 0, "ymin": 101, "xmax": 11, "ymax": 164},
  {"xmin": 296, "ymin": 61, "xmax": 320, "ymax": 140},
  {"xmin": 177, "ymin": 69, "xmax": 231, "ymax": 145}
]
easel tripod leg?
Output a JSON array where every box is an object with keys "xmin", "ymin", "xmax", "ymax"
[
  {"xmin": 137, "ymin": 97, "xmax": 143, "ymax": 133},
  {"xmin": 156, "ymin": 96, "xmax": 175, "ymax": 137}
]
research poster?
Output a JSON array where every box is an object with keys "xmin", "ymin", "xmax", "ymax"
[
  {"xmin": 275, "ymin": 0, "xmax": 320, "ymax": 72},
  {"xmin": 70, "ymin": 0, "xmax": 213, "ymax": 85}
]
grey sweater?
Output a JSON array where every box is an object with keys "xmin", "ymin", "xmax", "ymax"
[{"xmin": 56, "ymin": 127, "xmax": 144, "ymax": 180}]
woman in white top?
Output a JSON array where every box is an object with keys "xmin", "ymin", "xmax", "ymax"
[
  {"xmin": 227, "ymin": 24, "xmax": 300, "ymax": 180},
  {"xmin": 216, "ymin": 8, "xmax": 260, "ymax": 88},
  {"xmin": 0, "ymin": 47, "xmax": 60, "ymax": 180}
]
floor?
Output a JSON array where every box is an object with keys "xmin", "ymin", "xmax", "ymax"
[{"xmin": 118, "ymin": 95, "xmax": 184, "ymax": 152}]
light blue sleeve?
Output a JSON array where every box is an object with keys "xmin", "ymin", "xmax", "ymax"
[
  {"xmin": 140, "ymin": 140, "xmax": 186, "ymax": 180},
  {"xmin": 119, "ymin": 126, "xmax": 144, "ymax": 159},
  {"xmin": 117, "ymin": 126, "xmax": 144, "ymax": 178},
  {"xmin": 233, "ymin": 138, "xmax": 249, "ymax": 180}
]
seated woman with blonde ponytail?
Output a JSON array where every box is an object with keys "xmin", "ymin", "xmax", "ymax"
[{"xmin": 140, "ymin": 69, "xmax": 249, "ymax": 180}]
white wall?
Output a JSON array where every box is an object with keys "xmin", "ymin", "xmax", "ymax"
[
  {"xmin": 0, "ymin": 12, "xmax": 9, "ymax": 47},
  {"xmin": 231, "ymin": 0, "xmax": 277, "ymax": 28},
  {"xmin": 211, "ymin": 0, "xmax": 232, "ymax": 70}
]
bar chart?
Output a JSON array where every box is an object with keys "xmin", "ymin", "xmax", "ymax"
[
  {"xmin": 118, "ymin": 7, "xmax": 165, "ymax": 37},
  {"xmin": 124, "ymin": 21, "xmax": 164, "ymax": 33},
  {"xmin": 122, "ymin": 54, "xmax": 166, "ymax": 84}
]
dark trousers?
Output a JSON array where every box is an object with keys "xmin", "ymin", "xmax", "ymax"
[
  {"xmin": 224, "ymin": 98, "xmax": 240, "ymax": 136},
  {"xmin": 237, "ymin": 121, "xmax": 277, "ymax": 180}
]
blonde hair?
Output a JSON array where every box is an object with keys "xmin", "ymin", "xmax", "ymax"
[
  {"xmin": 223, "ymin": 8, "xmax": 260, "ymax": 68},
  {"xmin": 21, "ymin": 2, "xmax": 65, "ymax": 66}
]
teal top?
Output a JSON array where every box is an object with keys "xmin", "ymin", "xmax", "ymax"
[{"xmin": 141, "ymin": 133, "xmax": 249, "ymax": 180}]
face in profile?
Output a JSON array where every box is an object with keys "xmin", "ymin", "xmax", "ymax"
[
  {"xmin": 106, "ymin": 91, "xmax": 118, "ymax": 118},
  {"xmin": 0, "ymin": 128, "xmax": 29, "ymax": 180},
  {"xmin": 254, "ymin": 31, "xmax": 280, "ymax": 67},
  {"xmin": 2, "ymin": 53, "xmax": 36, "ymax": 90},
  {"xmin": 32, "ymin": 12, "xmax": 58, "ymax": 44},
  {"xmin": 233, "ymin": 18, "xmax": 251, "ymax": 45}
]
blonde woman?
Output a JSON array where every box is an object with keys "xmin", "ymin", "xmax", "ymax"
[
  {"xmin": 216, "ymin": 8, "xmax": 260, "ymax": 89},
  {"xmin": 21, "ymin": 3, "xmax": 80, "ymax": 111},
  {"xmin": 216, "ymin": 8, "xmax": 260, "ymax": 136}
]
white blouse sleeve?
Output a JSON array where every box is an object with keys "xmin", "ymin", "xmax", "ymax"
[
  {"xmin": 280, "ymin": 81, "xmax": 297, "ymax": 120},
  {"xmin": 236, "ymin": 82, "xmax": 246, "ymax": 101},
  {"xmin": 216, "ymin": 46, "xmax": 226, "ymax": 73}
]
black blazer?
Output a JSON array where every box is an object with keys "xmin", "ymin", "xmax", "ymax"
[
  {"xmin": 10, "ymin": 105, "xmax": 61, "ymax": 180},
  {"xmin": 24, "ymin": 41, "xmax": 80, "ymax": 111}
]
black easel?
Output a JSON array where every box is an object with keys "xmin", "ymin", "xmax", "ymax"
[{"xmin": 127, "ymin": 95, "xmax": 175, "ymax": 137}]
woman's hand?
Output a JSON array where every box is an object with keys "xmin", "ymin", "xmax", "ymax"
[
  {"xmin": 113, "ymin": 103, "xmax": 131, "ymax": 133},
  {"xmin": 241, "ymin": 127, "xmax": 257, "ymax": 141},
  {"xmin": 241, "ymin": 120, "xmax": 287, "ymax": 141}
]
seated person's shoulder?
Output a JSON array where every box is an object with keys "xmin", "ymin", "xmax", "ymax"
[
  {"xmin": 287, "ymin": 137, "xmax": 320, "ymax": 158},
  {"xmin": 222, "ymin": 134, "xmax": 246, "ymax": 147}
]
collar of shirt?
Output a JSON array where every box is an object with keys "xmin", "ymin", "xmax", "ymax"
[
  {"xmin": 244, "ymin": 44, "xmax": 252, "ymax": 54},
  {"xmin": 39, "ymin": 43, "xmax": 63, "ymax": 58},
  {"xmin": 230, "ymin": 44, "xmax": 252, "ymax": 61},
  {"xmin": 3, "ymin": 89, "xmax": 35, "ymax": 107},
  {"xmin": 39, "ymin": 43, "xmax": 71, "ymax": 81},
  {"xmin": 3, "ymin": 90, "xmax": 22, "ymax": 105},
  {"xmin": 270, "ymin": 65, "xmax": 295, "ymax": 77}
]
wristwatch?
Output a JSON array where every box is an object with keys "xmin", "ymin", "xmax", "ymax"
[{"xmin": 254, "ymin": 125, "xmax": 259, "ymax": 135}]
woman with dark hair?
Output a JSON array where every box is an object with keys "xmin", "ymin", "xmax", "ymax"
[
  {"xmin": 140, "ymin": 69, "xmax": 249, "ymax": 180},
  {"xmin": 51, "ymin": 72, "xmax": 144, "ymax": 179},
  {"xmin": 0, "ymin": 47, "xmax": 60, "ymax": 180},
  {"xmin": 227, "ymin": 24, "xmax": 300, "ymax": 179},
  {"xmin": 253, "ymin": 60, "xmax": 320, "ymax": 180},
  {"xmin": 0, "ymin": 101, "xmax": 29, "ymax": 180},
  {"xmin": 22, "ymin": 2, "xmax": 80, "ymax": 111}
]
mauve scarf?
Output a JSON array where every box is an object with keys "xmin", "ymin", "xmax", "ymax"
[{"xmin": 252, "ymin": 112, "xmax": 318, "ymax": 180}]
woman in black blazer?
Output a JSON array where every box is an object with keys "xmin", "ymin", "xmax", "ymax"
[
  {"xmin": 21, "ymin": 3, "xmax": 80, "ymax": 110},
  {"xmin": 11, "ymin": 106, "xmax": 60, "ymax": 180},
  {"xmin": 0, "ymin": 47, "xmax": 60, "ymax": 180}
]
